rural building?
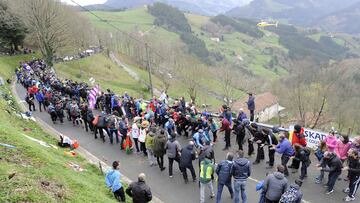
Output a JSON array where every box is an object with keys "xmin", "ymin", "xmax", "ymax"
[{"xmin": 232, "ymin": 92, "xmax": 285, "ymax": 122}]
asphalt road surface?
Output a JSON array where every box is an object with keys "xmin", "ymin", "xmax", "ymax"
[{"xmin": 16, "ymin": 83, "xmax": 357, "ymax": 203}]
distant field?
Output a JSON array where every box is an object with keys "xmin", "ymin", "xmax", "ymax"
[{"xmin": 83, "ymin": 8, "xmax": 179, "ymax": 44}]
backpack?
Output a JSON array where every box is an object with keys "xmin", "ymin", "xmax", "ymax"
[{"xmin": 279, "ymin": 187, "xmax": 298, "ymax": 203}]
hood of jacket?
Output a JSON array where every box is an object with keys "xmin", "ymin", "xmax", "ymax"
[
  {"xmin": 234, "ymin": 158, "xmax": 249, "ymax": 166},
  {"xmin": 273, "ymin": 172, "xmax": 285, "ymax": 180},
  {"xmin": 289, "ymin": 183, "xmax": 300, "ymax": 190}
]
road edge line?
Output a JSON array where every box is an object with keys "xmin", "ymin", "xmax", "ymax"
[{"xmin": 11, "ymin": 80, "xmax": 163, "ymax": 203}]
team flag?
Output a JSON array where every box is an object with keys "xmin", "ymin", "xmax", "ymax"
[{"xmin": 88, "ymin": 84, "xmax": 100, "ymax": 109}]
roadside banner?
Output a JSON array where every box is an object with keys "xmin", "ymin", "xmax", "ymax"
[{"xmin": 289, "ymin": 125, "xmax": 327, "ymax": 149}]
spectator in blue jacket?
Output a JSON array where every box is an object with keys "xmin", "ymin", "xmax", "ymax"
[
  {"xmin": 35, "ymin": 91, "xmax": 46, "ymax": 112},
  {"xmin": 193, "ymin": 129, "xmax": 211, "ymax": 149},
  {"xmin": 165, "ymin": 118, "xmax": 175, "ymax": 138},
  {"xmin": 273, "ymin": 133, "xmax": 295, "ymax": 176},
  {"xmin": 237, "ymin": 108, "xmax": 247, "ymax": 122},
  {"xmin": 246, "ymin": 93, "xmax": 255, "ymax": 121},
  {"xmin": 105, "ymin": 161, "xmax": 125, "ymax": 202},
  {"xmin": 216, "ymin": 152, "xmax": 234, "ymax": 203}
]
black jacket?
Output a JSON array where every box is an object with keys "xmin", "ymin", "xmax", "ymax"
[
  {"xmin": 180, "ymin": 144, "xmax": 196, "ymax": 168},
  {"xmin": 322, "ymin": 153, "xmax": 342, "ymax": 173},
  {"xmin": 126, "ymin": 181, "xmax": 152, "ymax": 203},
  {"xmin": 265, "ymin": 132, "xmax": 278, "ymax": 146},
  {"xmin": 198, "ymin": 145, "xmax": 214, "ymax": 163},
  {"xmin": 294, "ymin": 148, "xmax": 311, "ymax": 167},
  {"xmin": 348, "ymin": 157, "xmax": 360, "ymax": 178}
]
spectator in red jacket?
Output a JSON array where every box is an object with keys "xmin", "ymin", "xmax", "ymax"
[
  {"xmin": 289, "ymin": 124, "xmax": 307, "ymax": 170},
  {"xmin": 219, "ymin": 116, "xmax": 231, "ymax": 151},
  {"xmin": 291, "ymin": 124, "xmax": 307, "ymax": 147}
]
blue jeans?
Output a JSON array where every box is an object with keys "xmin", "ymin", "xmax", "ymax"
[
  {"xmin": 108, "ymin": 128, "xmax": 119, "ymax": 144},
  {"xmin": 216, "ymin": 181, "xmax": 233, "ymax": 203},
  {"xmin": 327, "ymin": 171, "xmax": 341, "ymax": 191},
  {"xmin": 234, "ymin": 179, "xmax": 247, "ymax": 203}
]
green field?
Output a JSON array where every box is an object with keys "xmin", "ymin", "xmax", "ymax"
[
  {"xmin": 85, "ymin": 8, "xmax": 289, "ymax": 79},
  {"xmin": 0, "ymin": 55, "xmax": 130, "ymax": 203},
  {"xmin": 83, "ymin": 8, "xmax": 179, "ymax": 44},
  {"xmin": 55, "ymin": 54, "xmax": 150, "ymax": 98}
]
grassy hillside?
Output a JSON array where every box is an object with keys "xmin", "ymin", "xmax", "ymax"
[
  {"xmin": 0, "ymin": 55, "xmax": 127, "ymax": 203},
  {"xmin": 85, "ymin": 8, "xmax": 290, "ymax": 79},
  {"xmin": 55, "ymin": 53, "xmax": 150, "ymax": 98},
  {"xmin": 84, "ymin": 8, "xmax": 179, "ymax": 43}
]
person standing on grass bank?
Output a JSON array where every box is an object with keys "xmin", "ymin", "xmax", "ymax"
[
  {"xmin": 246, "ymin": 93, "xmax": 255, "ymax": 121},
  {"xmin": 126, "ymin": 173, "xmax": 152, "ymax": 203},
  {"xmin": 105, "ymin": 161, "xmax": 126, "ymax": 202}
]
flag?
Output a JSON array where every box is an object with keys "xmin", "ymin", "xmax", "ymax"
[{"xmin": 88, "ymin": 84, "xmax": 100, "ymax": 109}]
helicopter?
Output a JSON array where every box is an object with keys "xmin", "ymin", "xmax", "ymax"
[{"xmin": 257, "ymin": 20, "xmax": 278, "ymax": 28}]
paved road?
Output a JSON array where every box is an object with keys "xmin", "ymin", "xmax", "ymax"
[{"xmin": 16, "ymin": 84, "xmax": 357, "ymax": 203}]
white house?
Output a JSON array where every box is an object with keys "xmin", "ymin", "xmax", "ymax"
[
  {"xmin": 210, "ymin": 37, "xmax": 220, "ymax": 43},
  {"xmin": 232, "ymin": 92, "xmax": 285, "ymax": 122}
]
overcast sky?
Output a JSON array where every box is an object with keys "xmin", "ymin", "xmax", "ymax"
[{"xmin": 61, "ymin": 0, "xmax": 107, "ymax": 6}]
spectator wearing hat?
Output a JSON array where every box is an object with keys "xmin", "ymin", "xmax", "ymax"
[{"xmin": 289, "ymin": 124, "xmax": 307, "ymax": 170}]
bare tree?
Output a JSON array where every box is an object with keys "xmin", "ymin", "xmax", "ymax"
[
  {"xmin": 217, "ymin": 65, "xmax": 237, "ymax": 106},
  {"xmin": 13, "ymin": 0, "xmax": 86, "ymax": 66},
  {"xmin": 176, "ymin": 55, "xmax": 202, "ymax": 103}
]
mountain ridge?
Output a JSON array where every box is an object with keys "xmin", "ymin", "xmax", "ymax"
[
  {"xmin": 95, "ymin": 0, "xmax": 252, "ymax": 16},
  {"xmin": 226, "ymin": 0, "xmax": 360, "ymax": 33}
]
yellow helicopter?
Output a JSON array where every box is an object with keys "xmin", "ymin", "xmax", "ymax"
[{"xmin": 257, "ymin": 20, "xmax": 278, "ymax": 28}]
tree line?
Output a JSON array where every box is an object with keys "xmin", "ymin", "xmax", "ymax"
[{"xmin": 148, "ymin": 2, "xmax": 210, "ymax": 64}]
